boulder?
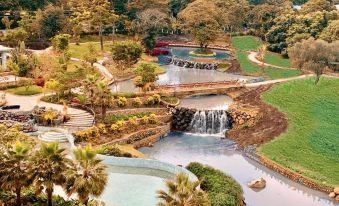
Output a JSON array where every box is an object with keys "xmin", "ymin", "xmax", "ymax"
[
  {"xmin": 248, "ymin": 178, "xmax": 266, "ymax": 189},
  {"xmin": 334, "ymin": 187, "xmax": 339, "ymax": 195},
  {"xmin": 329, "ymin": 192, "xmax": 336, "ymax": 198}
]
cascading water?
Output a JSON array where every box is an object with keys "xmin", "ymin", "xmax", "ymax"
[{"xmin": 189, "ymin": 110, "xmax": 229, "ymax": 135}]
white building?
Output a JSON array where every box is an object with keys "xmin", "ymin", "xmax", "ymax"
[{"xmin": 0, "ymin": 45, "xmax": 11, "ymax": 71}]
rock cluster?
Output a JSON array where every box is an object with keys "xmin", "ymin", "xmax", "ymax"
[
  {"xmin": 329, "ymin": 187, "xmax": 339, "ymax": 201},
  {"xmin": 171, "ymin": 107, "xmax": 197, "ymax": 131},
  {"xmin": 170, "ymin": 57, "xmax": 218, "ymax": 70},
  {"xmin": 0, "ymin": 120, "xmax": 36, "ymax": 133},
  {"xmin": 248, "ymin": 178, "xmax": 266, "ymax": 189},
  {"xmin": 0, "ymin": 111, "xmax": 31, "ymax": 122},
  {"xmin": 228, "ymin": 104, "xmax": 261, "ymax": 129}
]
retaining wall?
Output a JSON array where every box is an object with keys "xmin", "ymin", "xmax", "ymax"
[{"xmin": 100, "ymin": 155, "xmax": 198, "ymax": 181}]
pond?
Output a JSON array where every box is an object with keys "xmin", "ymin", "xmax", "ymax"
[
  {"xmin": 110, "ymin": 64, "xmax": 256, "ymax": 93},
  {"xmin": 179, "ymin": 94, "xmax": 234, "ymax": 110},
  {"xmin": 170, "ymin": 46, "xmax": 231, "ymax": 61},
  {"xmin": 139, "ymin": 132, "xmax": 337, "ymax": 206}
]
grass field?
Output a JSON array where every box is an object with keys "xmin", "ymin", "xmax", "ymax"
[
  {"xmin": 265, "ymin": 52, "xmax": 291, "ymax": 68},
  {"xmin": 7, "ymin": 85, "xmax": 43, "ymax": 95},
  {"xmin": 259, "ymin": 77, "xmax": 339, "ymax": 186},
  {"xmin": 231, "ymin": 36, "xmax": 300, "ymax": 79},
  {"xmin": 69, "ymin": 41, "xmax": 113, "ymax": 59}
]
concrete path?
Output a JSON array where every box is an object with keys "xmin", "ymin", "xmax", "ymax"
[
  {"xmin": 248, "ymin": 51, "xmax": 294, "ymax": 69},
  {"xmin": 245, "ymin": 74, "xmax": 315, "ymax": 87}
]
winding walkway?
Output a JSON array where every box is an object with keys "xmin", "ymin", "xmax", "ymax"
[
  {"xmin": 248, "ymin": 51, "xmax": 293, "ymax": 69},
  {"xmin": 2, "ymin": 92, "xmax": 94, "ymax": 131}
]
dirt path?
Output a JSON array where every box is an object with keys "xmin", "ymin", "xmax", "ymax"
[
  {"xmin": 227, "ymin": 85, "xmax": 288, "ymax": 148},
  {"xmin": 248, "ymin": 51, "xmax": 293, "ymax": 69}
]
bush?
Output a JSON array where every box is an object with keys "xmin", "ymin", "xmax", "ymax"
[
  {"xmin": 186, "ymin": 162, "xmax": 243, "ymax": 206},
  {"xmin": 111, "ymin": 120, "xmax": 125, "ymax": 132},
  {"xmin": 112, "ymin": 92, "xmax": 137, "ymax": 99},
  {"xmin": 152, "ymin": 94, "xmax": 161, "ymax": 104},
  {"xmin": 128, "ymin": 116, "xmax": 138, "ymax": 126},
  {"xmin": 149, "ymin": 113, "xmax": 157, "ymax": 124},
  {"xmin": 145, "ymin": 96, "xmax": 155, "ymax": 106},
  {"xmin": 132, "ymin": 97, "xmax": 142, "ymax": 108},
  {"xmin": 51, "ymin": 34, "xmax": 71, "ymax": 52},
  {"xmin": 111, "ymin": 40, "xmax": 143, "ymax": 69},
  {"xmin": 117, "ymin": 96, "xmax": 127, "ymax": 107},
  {"xmin": 96, "ymin": 144, "xmax": 132, "ymax": 157},
  {"xmin": 104, "ymin": 112, "xmax": 152, "ymax": 125},
  {"xmin": 141, "ymin": 116, "xmax": 150, "ymax": 125}
]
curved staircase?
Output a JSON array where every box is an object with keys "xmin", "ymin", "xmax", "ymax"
[
  {"xmin": 62, "ymin": 111, "xmax": 94, "ymax": 129},
  {"xmin": 38, "ymin": 130, "xmax": 69, "ymax": 143}
]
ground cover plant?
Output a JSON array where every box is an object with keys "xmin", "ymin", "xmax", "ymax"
[
  {"xmin": 7, "ymin": 85, "xmax": 43, "ymax": 95},
  {"xmin": 259, "ymin": 77, "xmax": 339, "ymax": 186},
  {"xmin": 186, "ymin": 162, "xmax": 243, "ymax": 206}
]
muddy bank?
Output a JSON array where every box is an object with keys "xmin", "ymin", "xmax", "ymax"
[{"xmin": 227, "ymin": 85, "xmax": 288, "ymax": 148}]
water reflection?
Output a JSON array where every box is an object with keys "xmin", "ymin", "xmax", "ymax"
[{"xmin": 140, "ymin": 132, "xmax": 337, "ymax": 206}]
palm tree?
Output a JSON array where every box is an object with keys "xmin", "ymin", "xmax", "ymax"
[
  {"xmin": 157, "ymin": 173, "xmax": 210, "ymax": 206},
  {"xmin": 31, "ymin": 143, "xmax": 69, "ymax": 206},
  {"xmin": 0, "ymin": 142, "xmax": 32, "ymax": 206},
  {"xmin": 95, "ymin": 81, "xmax": 112, "ymax": 120},
  {"xmin": 64, "ymin": 145, "xmax": 108, "ymax": 205},
  {"xmin": 84, "ymin": 74, "xmax": 99, "ymax": 108}
]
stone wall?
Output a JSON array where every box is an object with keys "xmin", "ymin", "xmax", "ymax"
[
  {"xmin": 107, "ymin": 108, "xmax": 168, "ymax": 116},
  {"xmin": 0, "ymin": 111, "xmax": 31, "ymax": 122},
  {"xmin": 133, "ymin": 123, "xmax": 171, "ymax": 148},
  {"xmin": 170, "ymin": 57, "xmax": 218, "ymax": 70},
  {"xmin": 171, "ymin": 107, "xmax": 197, "ymax": 131},
  {"xmin": 228, "ymin": 104, "xmax": 261, "ymax": 129}
]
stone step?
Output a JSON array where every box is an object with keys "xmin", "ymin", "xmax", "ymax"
[
  {"xmin": 69, "ymin": 116, "xmax": 94, "ymax": 120},
  {"xmin": 66, "ymin": 119, "xmax": 94, "ymax": 124},
  {"xmin": 38, "ymin": 132, "xmax": 69, "ymax": 143},
  {"xmin": 68, "ymin": 113, "xmax": 92, "ymax": 117},
  {"xmin": 63, "ymin": 123, "xmax": 93, "ymax": 127}
]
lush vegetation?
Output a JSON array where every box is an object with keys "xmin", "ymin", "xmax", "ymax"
[
  {"xmin": 7, "ymin": 85, "xmax": 43, "ymax": 95},
  {"xmin": 104, "ymin": 112, "xmax": 154, "ymax": 124},
  {"xmin": 187, "ymin": 162, "xmax": 243, "ymax": 206},
  {"xmin": 264, "ymin": 52, "xmax": 291, "ymax": 68},
  {"xmin": 260, "ymin": 78, "xmax": 339, "ymax": 186},
  {"xmin": 0, "ymin": 126, "xmax": 108, "ymax": 206},
  {"xmin": 69, "ymin": 42, "xmax": 113, "ymax": 59}
]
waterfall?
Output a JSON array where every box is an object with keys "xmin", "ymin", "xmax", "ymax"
[{"xmin": 189, "ymin": 110, "xmax": 229, "ymax": 134}]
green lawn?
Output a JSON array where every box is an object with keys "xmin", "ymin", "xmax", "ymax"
[
  {"xmin": 232, "ymin": 36, "xmax": 299, "ymax": 79},
  {"xmin": 265, "ymin": 52, "xmax": 291, "ymax": 68},
  {"xmin": 259, "ymin": 77, "xmax": 339, "ymax": 186},
  {"xmin": 7, "ymin": 85, "xmax": 43, "ymax": 95},
  {"xmin": 231, "ymin": 35, "xmax": 262, "ymax": 51},
  {"xmin": 69, "ymin": 41, "xmax": 113, "ymax": 59}
]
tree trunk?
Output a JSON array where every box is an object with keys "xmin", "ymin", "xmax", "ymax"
[
  {"xmin": 47, "ymin": 188, "xmax": 53, "ymax": 206},
  {"xmin": 101, "ymin": 105, "xmax": 106, "ymax": 120},
  {"xmin": 99, "ymin": 26, "xmax": 104, "ymax": 51},
  {"xmin": 84, "ymin": 197, "xmax": 89, "ymax": 206},
  {"xmin": 16, "ymin": 187, "xmax": 21, "ymax": 206}
]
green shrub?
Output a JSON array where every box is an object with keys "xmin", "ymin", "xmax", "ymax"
[
  {"xmin": 112, "ymin": 40, "xmax": 143, "ymax": 68},
  {"xmin": 128, "ymin": 116, "xmax": 138, "ymax": 126},
  {"xmin": 96, "ymin": 144, "xmax": 132, "ymax": 157},
  {"xmin": 149, "ymin": 113, "xmax": 157, "ymax": 124},
  {"xmin": 104, "ymin": 112, "xmax": 152, "ymax": 124},
  {"xmin": 162, "ymin": 96, "xmax": 179, "ymax": 104},
  {"xmin": 187, "ymin": 162, "xmax": 243, "ymax": 206},
  {"xmin": 113, "ymin": 92, "xmax": 137, "ymax": 99},
  {"xmin": 145, "ymin": 96, "xmax": 155, "ymax": 105},
  {"xmin": 52, "ymin": 34, "xmax": 71, "ymax": 52},
  {"xmin": 152, "ymin": 94, "xmax": 161, "ymax": 104},
  {"xmin": 132, "ymin": 97, "xmax": 142, "ymax": 107},
  {"xmin": 141, "ymin": 116, "xmax": 150, "ymax": 125},
  {"xmin": 117, "ymin": 96, "xmax": 127, "ymax": 107}
]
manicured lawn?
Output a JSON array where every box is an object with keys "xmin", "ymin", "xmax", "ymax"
[
  {"xmin": 259, "ymin": 77, "xmax": 339, "ymax": 186},
  {"xmin": 69, "ymin": 41, "xmax": 113, "ymax": 59},
  {"xmin": 265, "ymin": 52, "xmax": 291, "ymax": 68},
  {"xmin": 264, "ymin": 68, "xmax": 301, "ymax": 79},
  {"xmin": 231, "ymin": 35, "xmax": 262, "ymax": 51},
  {"xmin": 7, "ymin": 85, "xmax": 43, "ymax": 95},
  {"xmin": 232, "ymin": 36, "xmax": 300, "ymax": 79}
]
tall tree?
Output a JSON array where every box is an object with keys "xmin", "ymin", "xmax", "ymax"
[
  {"xmin": 95, "ymin": 81, "xmax": 113, "ymax": 120},
  {"xmin": 31, "ymin": 143, "xmax": 69, "ymax": 206},
  {"xmin": 157, "ymin": 173, "xmax": 210, "ymax": 206},
  {"xmin": 64, "ymin": 145, "xmax": 108, "ymax": 206},
  {"xmin": 179, "ymin": 0, "xmax": 220, "ymax": 50},
  {"xmin": 320, "ymin": 19, "xmax": 339, "ymax": 42},
  {"xmin": 288, "ymin": 38, "xmax": 339, "ymax": 84},
  {"xmin": 0, "ymin": 142, "xmax": 32, "ymax": 206},
  {"xmin": 300, "ymin": 0, "xmax": 335, "ymax": 14},
  {"xmin": 69, "ymin": 0, "xmax": 117, "ymax": 51}
]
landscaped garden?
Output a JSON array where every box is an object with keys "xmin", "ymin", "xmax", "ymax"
[{"xmin": 0, "ymin": 0, "xmax": 338, "ymax": 206}]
